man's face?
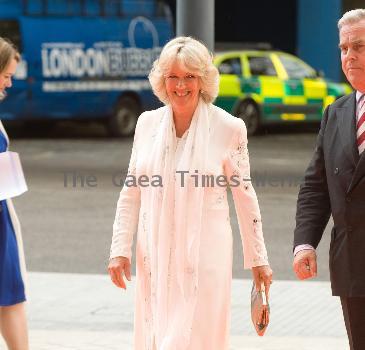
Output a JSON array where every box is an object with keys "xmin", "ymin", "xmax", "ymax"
[{"xmin": 340, "ymin": 19, "xmax": 365, "ymax": 92}]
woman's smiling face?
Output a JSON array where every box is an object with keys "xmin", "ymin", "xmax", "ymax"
[{"xmin": 164, "ymin": 60, "xmax": 201, "ymax": 115}]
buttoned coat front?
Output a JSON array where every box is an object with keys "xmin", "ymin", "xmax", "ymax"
[{"xmin": 294, "ymin": 92, "xmax": 365, "ymax": 296}]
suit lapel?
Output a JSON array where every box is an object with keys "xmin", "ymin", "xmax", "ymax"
[
  {"xmin": 340, "ymin": 92, "xmax": 365, "ymax": 193},
  {"xmin": 337, "ymin": 93, "xmax": 358, "ymax": 169},
  {"xmin": 349, "ymin": 143, "xmax": 365, "ymax": 193}
]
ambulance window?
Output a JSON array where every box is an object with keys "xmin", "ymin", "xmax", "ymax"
[
  {"xmin": 218, "ymin": 58, "xmax": 242, "ymax": 75},
  {"xmin": 0, "ymin": 20, "xmax": 21, "ymax": 52},
  {"xmin": 247, "ymin": 56, "xmax": 277, "ymax": 77},
  {"xmin": 279, "ymin": 55, "xmax": 316, "ymax": 79}
]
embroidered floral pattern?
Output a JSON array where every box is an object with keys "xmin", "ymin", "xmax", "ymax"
[
  {"xmin": 252, "ymin": 219, "xmax": 268, "ymax": 264},
  {"xmin": 142, "ymin": 212, "xmax": 147, "ymax": 232},
  {"xmin": 227, "ymin": 124, "xmax": 269, "ymax": 267},
  {"xmin": 229, "ymin": 137, "xmax": 251, "ymax": 184},
  {"xmin": 215, "ymin": 192, "xmax": 225, "ymax": 205}
]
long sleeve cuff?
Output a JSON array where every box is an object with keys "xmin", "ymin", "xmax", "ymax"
[{"xmin": 294, "ymin": 244, "xmax": 315, "ymax": 256}]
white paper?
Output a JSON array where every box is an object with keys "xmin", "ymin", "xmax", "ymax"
[{"xmin": 0, "ymin": 151, "xmax": 28, "ymax": 201}]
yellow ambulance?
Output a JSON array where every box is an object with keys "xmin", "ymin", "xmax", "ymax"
[{"xmin": 214, "ymin": 50, "xmax": 352, "ymax": 135}]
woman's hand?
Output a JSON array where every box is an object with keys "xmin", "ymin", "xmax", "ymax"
[
  {"xmin": 108, "ymin": 256, "xmax": 131, "ymax": 290},
  {"xmin": 252, "ymin": 265, "xmax": 273, "ymax": 299}
]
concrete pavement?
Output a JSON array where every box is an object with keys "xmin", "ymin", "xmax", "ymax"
[{"xmin": 0, "ymin": 272, "xmax": 348, "ymax": 349}]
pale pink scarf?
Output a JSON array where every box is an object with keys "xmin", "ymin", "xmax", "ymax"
[{"xmin": 146, "ymin": 98, "xmax": 210, "ymax": 349}]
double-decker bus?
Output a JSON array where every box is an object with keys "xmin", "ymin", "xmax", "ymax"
[{"xmin": 0, "ymin": 0, "xmax": 173, "ymax": 136}]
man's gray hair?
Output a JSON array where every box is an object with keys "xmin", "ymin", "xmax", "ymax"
[{"xmin": 338, "ymin": 9, "xmax": 365, "ymax": 30}]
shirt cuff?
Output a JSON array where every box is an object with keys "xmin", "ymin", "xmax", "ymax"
[{"xmin": 294, "ymin": 244, "xmax": 315, "ymax": 256}]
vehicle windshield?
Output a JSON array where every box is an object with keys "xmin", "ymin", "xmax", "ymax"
[
  {"xmin": 247, "ymin": 56, "xmax": 277, "ymax": 77},
  {"xmin": 217, "ymin": 57, "xmax": 242, "ymax": 75},
  {"xmin": 278, "ymin": 54, "xmax": 317, "ymax": 79}
]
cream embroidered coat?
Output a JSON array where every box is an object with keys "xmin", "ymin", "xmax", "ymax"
[{"xmin": 110, "ymin": 104, "xmax": 269, "ymax": 350}]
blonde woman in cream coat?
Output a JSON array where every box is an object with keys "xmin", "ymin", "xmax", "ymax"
[{"xmin": 108, "ymin": 36, "xmax": 273, "ymax": 350}]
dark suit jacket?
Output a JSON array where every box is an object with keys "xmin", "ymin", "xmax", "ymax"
[{"xmin": 294, "ymin": 92, "xmax": 365, "ymax": 297}]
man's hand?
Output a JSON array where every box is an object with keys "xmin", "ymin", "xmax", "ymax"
[
  {"xmin": 108, "ymin": 256, "xmax": 131, "ymax": 289},
  {"xmin": 293, "ymin": 249, "xmax": 317, "ymax": 280}
]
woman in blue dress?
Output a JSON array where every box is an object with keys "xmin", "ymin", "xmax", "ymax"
[{"xmin": 0, "ymin": 37, "xmax": 28, "ymax": 350}]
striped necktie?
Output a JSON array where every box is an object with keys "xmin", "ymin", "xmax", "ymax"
[{"xmin": 357, "ymin": 94, "xmax": 365, "ymax": 154}]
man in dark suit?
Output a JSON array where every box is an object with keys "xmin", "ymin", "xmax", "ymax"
[{"xmin": 293, "ymin": 9, "xmax": 365, "ymax": 350}]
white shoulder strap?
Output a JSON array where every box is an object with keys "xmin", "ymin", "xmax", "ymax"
[{"xmin": 0, "ymin": 120, "xmax": 10, "ymax": 147}]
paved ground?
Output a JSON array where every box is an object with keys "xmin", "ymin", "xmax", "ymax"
[{"xmin": 0, "ymin": 272, "xmax": 348, "ymax": 350}]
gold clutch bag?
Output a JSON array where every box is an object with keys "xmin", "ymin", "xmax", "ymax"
[{"xmin": 250, "ymin": 282, "xmax": 270, "ymax": 336}]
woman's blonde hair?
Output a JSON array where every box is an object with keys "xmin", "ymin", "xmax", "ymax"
[
  {"xmin": 0, "ymin": 37, "xmax": 20, "ymax": 74},
  {"xmin": 148, "ymin": 36, "xmax": 219, "ymax": 104}
]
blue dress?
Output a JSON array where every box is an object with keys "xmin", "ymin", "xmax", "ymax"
[{"xmin": 0, "ymin": 130, "xmax": 26, "ymax": 306}]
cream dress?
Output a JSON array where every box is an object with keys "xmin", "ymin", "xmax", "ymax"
[{"xmin": 110, "ymin": 104, "xmax": 269, "ymax": 350}]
